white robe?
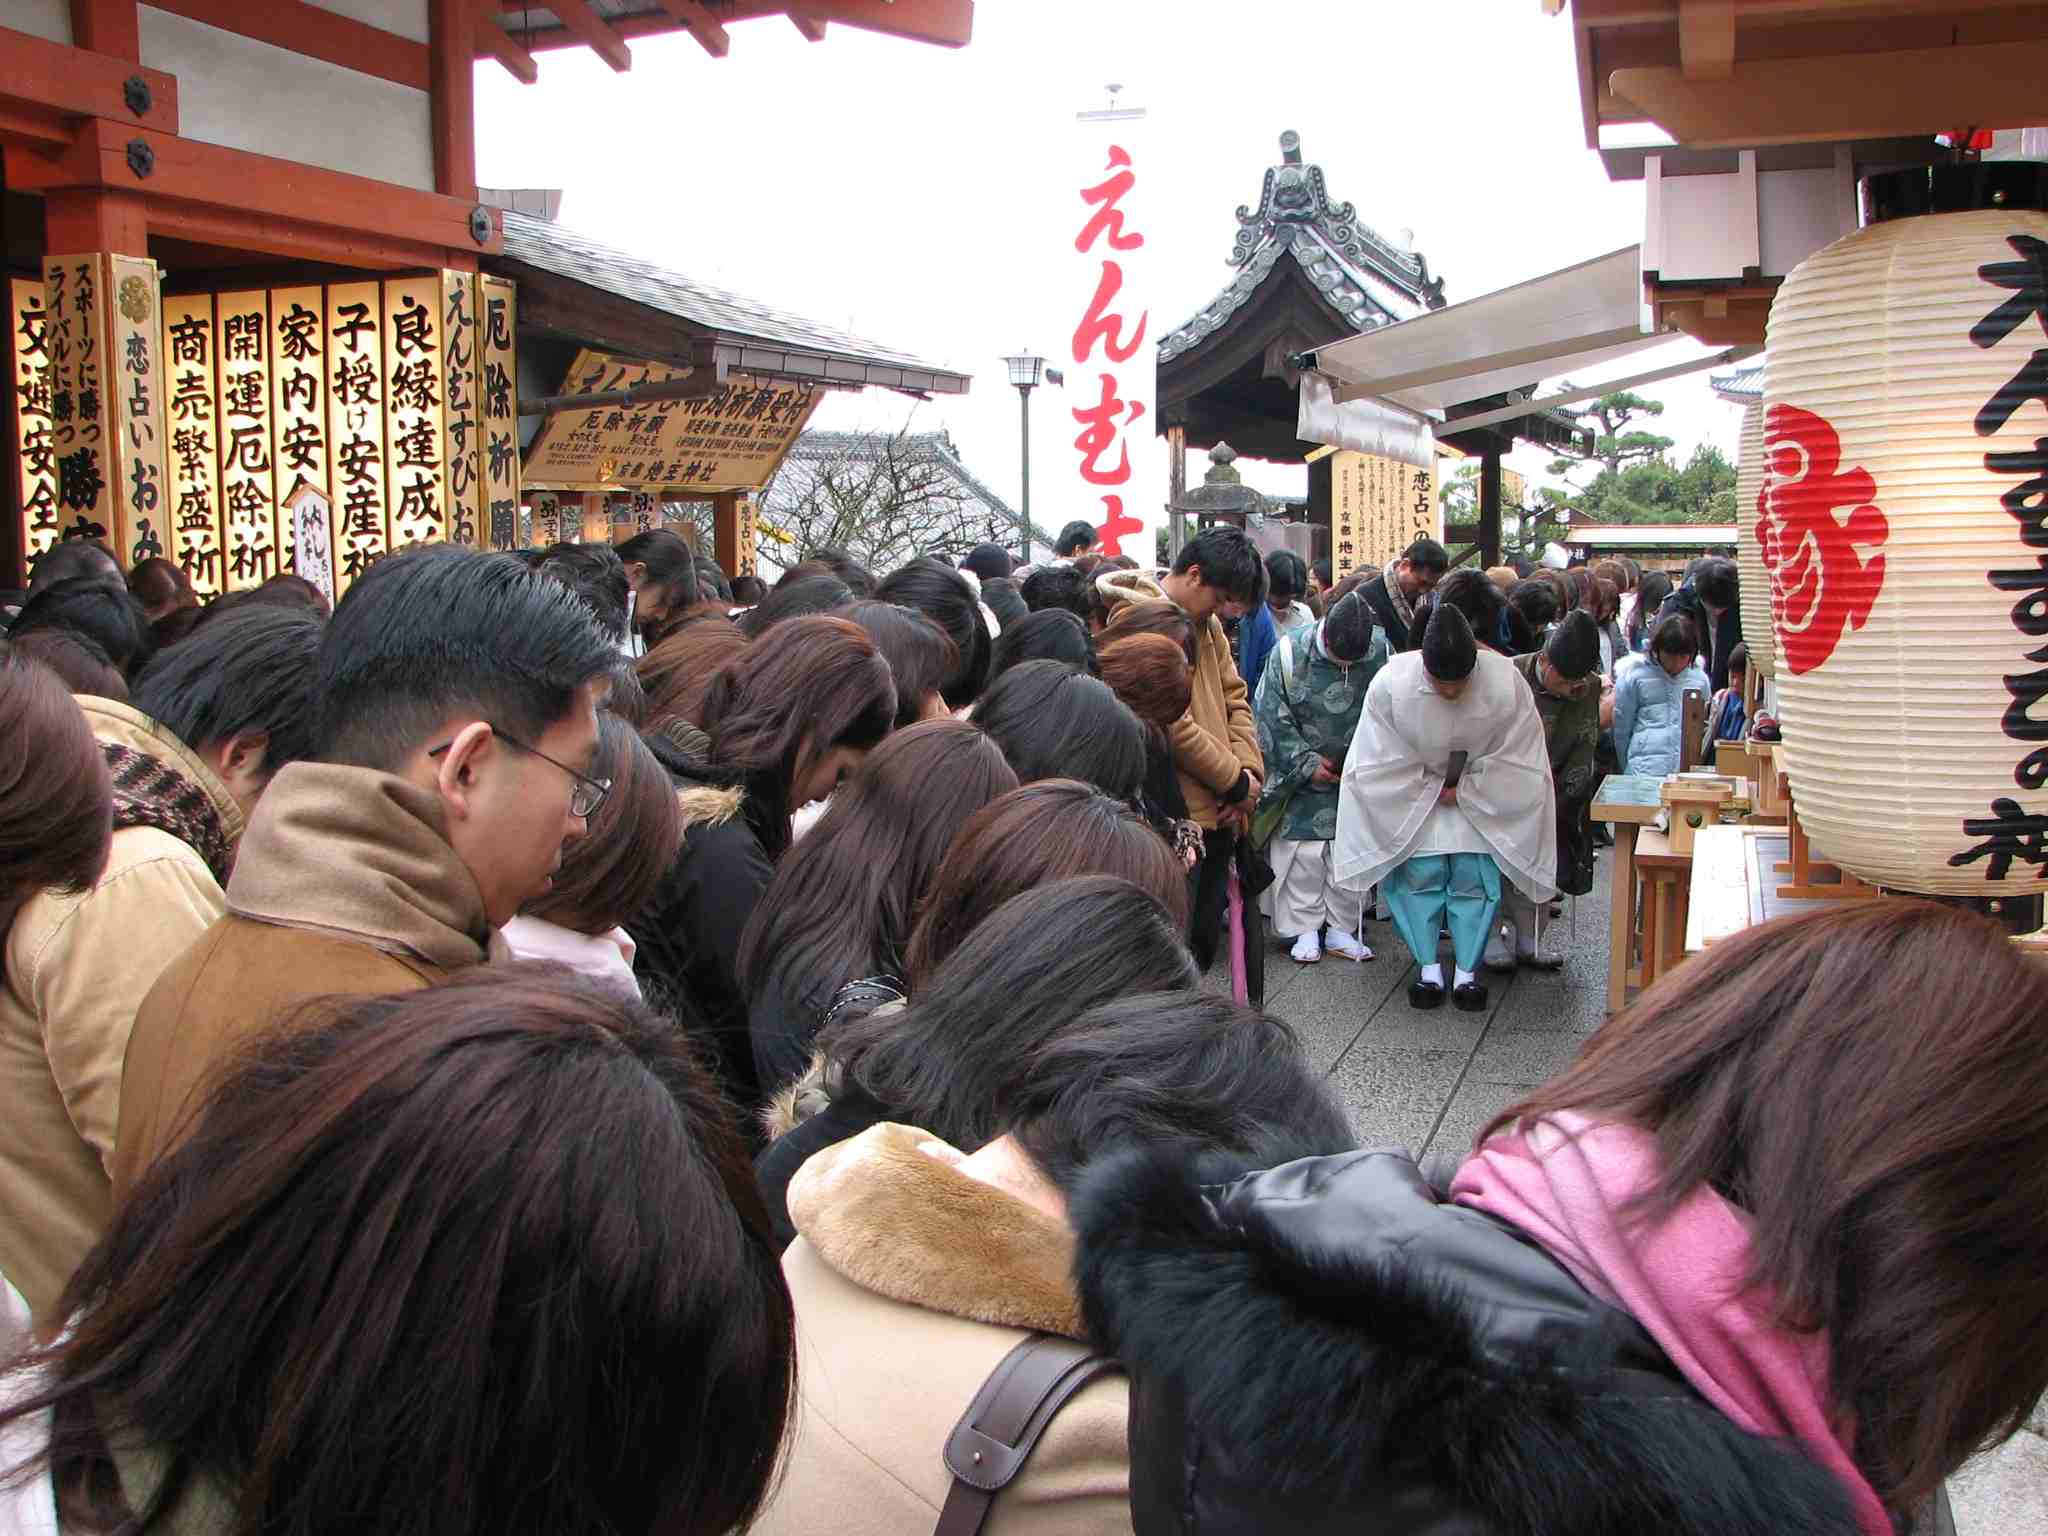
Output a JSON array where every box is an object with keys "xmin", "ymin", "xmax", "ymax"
[{"xmin": 1333, "ymin": 648, "xmax": 1559, "ymax": 902}]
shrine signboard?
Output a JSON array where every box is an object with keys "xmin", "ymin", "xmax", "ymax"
[
  {"xmin": 1330, "ymin": 449, "xmax": 1439, "ymax": 579},
  {"xmin": 523, "ymin": 349, "xmax": 822, "ymax": 495},
  {"xmin": 8, "ymin": 277, "xmax": 58, "ymax": 572}
]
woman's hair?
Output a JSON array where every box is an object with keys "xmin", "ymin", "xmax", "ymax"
[
  {"xmin": 1428, "ymin": 567, "xmax": 1508, "ymax": 651},
  {"xmin": 0, "ymin": 657, "xmax": 112, "ymax": 909},
  {"xmin": 825, "ymin": 876, "xmax": 1198, "ymax": 1152},
  {"xmin": 0, "ymin": 967, "xmax": 795, "ymax": 1536},
  {"xmin": 1481, "ymin": 900, "xmax": 2048, "ymax": 1515},
  {"xmin": 615, "ymin": 527, "xmax": 698, "ymax": 613},
  {"xmin": 979, "ymin": 575, "xmax": 1028, "ymax": 632},
  {"xmin": 1588, "ymin": 575, "xmax": 1620, "ymax": 623},
  {"xmin": 1096, "ymin": 633, "xmax": 1192, "ymax": 732},
  {"xmin": 8, "ymin": 577, "xmax": 153, "ymax": 677},
  {"xmin": 1631, "ymin": 570, "xmax": 1675, "ymax": 645},
  {"xmin": 736, "ymin": 573, "xmax": 853, "ymax": 639},
  {"xmin": 1264, "ymin": 550, "xmax": 1308, "ymax": 605},
  {"xmin": 699, "ymin": 615, "xmax": 895, "ymax": 795},
  {"xmin": 1650, "ymin": 612, "xmax": 1698, "ymax": 660},
  {"xmin": 738, "ymin": 719, "xmax": 1016, "ymax": 1014},
  {"xmin": 799, "ymin": 545, "xmax": 875, "ymax": 598},
  {"xmin": 973, "ymin": 660, "xmax": 1146, "ymax": 801},
  {"xmin": 1507, "ymin": 578, "xmax": 1559, "ymax": 632},
  {"xmin": 1101, "ymin": 597, "xmax": 1196, "ymax": 665},
  {"xmin": 988, "ymin": 608, "xmax": 1097, "ymax": 682},
  {"xmin": 1009, "ymin": 992, "xmax": 1354, "ymax": 1194},
  {"xmin": 902, "ymin": 779, "xmax": 1190, "ymax": 989},
  {"xmin": 6, "ymin": 627, "xmax": 128, "ymax": 698},
  {"xmin": 876, "ymin": 557, "xmax": 991, "ymax": 710},
  {"xmin": 637, "ymin": 614, "xmax": 748, "ymax": 731},
  {"xmin": 1564, "ymin": 566, "xmax": 1592, "ymax": 611},
  {"xmin": 522, "ymin": 713, "xmax": 681, "ymax": 934},
  {"xmin": 845, "ymin": 600, "xmax": 958, "ymax": 728}
]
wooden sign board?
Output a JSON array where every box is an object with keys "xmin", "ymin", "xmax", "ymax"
[
  {"xmin": 283, "ymin": 476, "xmax": 335, "ymax": 609},
  {"xmin": 1329, "ymin": 448, "xmax": 1437, "ymax": 580},
  {"xmin": 1592, "ymin": 773, "xmax": 1670, "ymax": 825},
  {"xmin": 523, "ymin": 349, "xmax": 822, "ymax": 494}
]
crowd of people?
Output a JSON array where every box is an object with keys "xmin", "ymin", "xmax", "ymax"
[{"xmin": 0, "ymin": 525, "xmax": 2042, "ymax": 1536}]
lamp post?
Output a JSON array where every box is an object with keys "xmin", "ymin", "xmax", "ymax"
[{"xmin": 1003, "ymin": 351, "xmax": 1046, "ymax": 563}]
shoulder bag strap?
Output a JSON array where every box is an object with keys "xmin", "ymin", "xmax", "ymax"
[{"xmin": 933, "ymin": 1334, "xmax": 1118, "ymax": 1536}]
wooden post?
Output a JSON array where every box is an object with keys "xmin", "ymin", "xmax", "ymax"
[
  {"xmin": 1478, "ymin": 446, "xmax": 1502, "ymax": 568},
  {"xmin": 711, "ymin": 490, "xmax": 740, "ymax": 576},
  {"xmin": 429, "ymin": 0, "xmax": 478, "ymax": 202},
  {"xmin": 42, "ymin": 189, "xmax": 148, "ymax": 256},
  {"xmin": 1166, "ymin": 424, "xmax": 1186, "ymax": 564}
]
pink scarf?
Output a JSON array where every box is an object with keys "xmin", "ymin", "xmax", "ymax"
[{"xmin": 1449, "ymin": 1114, "xmax": 1890, "ymax": 1536}]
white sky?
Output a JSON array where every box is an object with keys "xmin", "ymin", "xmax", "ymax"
[{"xmin": 475, "ymin": 0, "xmax": 1739, "ymax": 518}]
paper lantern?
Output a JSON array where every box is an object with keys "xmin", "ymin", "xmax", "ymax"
[
  {"xmin": 1764, "ymin": 207, "xmax": 2048, "ymax": 896},
  {"xmin": 1732, "ymin": 400, "xmax": 1775, "ymax": 677}
]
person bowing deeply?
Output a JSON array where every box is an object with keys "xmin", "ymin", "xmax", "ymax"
[{"xmin": 1333, "ymin": 605, "xmax": 1556, "ymax": 1013}]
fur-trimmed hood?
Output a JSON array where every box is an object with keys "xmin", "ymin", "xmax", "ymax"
[
  {"xmin": 1072, "ymin": 1145, "xmax": 1860, "ymax": 1536},
  {"xmin": 789, "ymin": 1121, "xmax": 1083, "ymax": 1338}
]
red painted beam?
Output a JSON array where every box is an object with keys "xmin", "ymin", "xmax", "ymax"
[
  {"xmin": 479, "ymin": 14, "xmax": 540, "ymax": 81},
  {"xmin": 141, "ymin": 0, "xmax": 431, "ymax": 90},
  {"xmin": 655, "ymin": 0, "xmax": 731, "ymax": 57},
  {"xmin": 547, "ymin": 0, "xmax": 633, "ymax": 70}
]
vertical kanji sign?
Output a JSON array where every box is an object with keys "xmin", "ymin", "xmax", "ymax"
[
  {"xmin": 106, "ymin": 257, "xmax": 168, "ymax": 569},
  {"xmin": 382, "ymin": 275, "xmax": 446, "ymax": 548},
  {"xmin": 441, "ymin": 269, "xmax": 484, "ymax": 547},
  {"xmin": 163, "ymin": 294, "xmax": 223, "ymax": 593},
  {"xmin": 477, "ymin": 274, "xmax": 520, "ymax": 550},
  {"xmin": 326, "ymin": 281, "xmax": 388, "ymax": 593},
  {"xmin": 270, "ymin": 285, "xmax": 330, "ymax": 577},
  {"xmin": 42, "ymin": 253, "xmax": 114, "ymax": 549},
  {"xmin": 215, "ymin": 290, "xmax": 275, "ymax": 589},
  {"xmin": 8, "ymin": 277, "xmax": 59, "ymax": 573}
]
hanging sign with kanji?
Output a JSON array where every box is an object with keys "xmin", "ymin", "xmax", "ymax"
[
  {"xmin": 8, "ymin": 276, "xmax": 59, "ymax": 573},
  {"xmin": 477, "ymin": 274, "xmax": 520, "ymax": 550},
  {"xmin": 1330, "ymin": 449, "xmax": 1438, "ymax": 577},
  {"xmin": 41, "ymin": 253, "xmax": 115, "ymax": 551},
  {"xmin": 107, "ymin": 257, "xmax": 169, "ymax": 570}
]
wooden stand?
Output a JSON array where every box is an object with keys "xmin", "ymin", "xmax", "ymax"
[
  {"xmin": 1633, "ymin": 827, "xmax": 1694, "ymax": 992},
  {"xmin": 1773, "ymin": 774, "xmax": 1881, "ymax": 902},
  {"xmin": 1662, "ymin": 778, "xmax": 1735, "ymax": 856}
]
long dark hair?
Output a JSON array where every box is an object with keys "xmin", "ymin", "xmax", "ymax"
[
  {"xmin": 876, "ymin": 557, "xmax": 990, "ymax": 709},
  {"xmin": 973, "ymin": 660, "xmax": 1147, "ymax": 801},
  {"xmin": 698, "ymin": 615, "xmax": 895, "ymax": 800},
  {"xmin": 1480, "ymin": 900, "xmax": 2048, "ymax": 1516},
  {"xmin": 901, "ymin": 780, "xmax": 1190, "ymax": 990},
  {"xmin": 0, "ymin": 967, "xmax": 795, "ymax": 1536},
  {"xmin": 738, "ymin": 719, "xmax": 1016, "ymax": 1010},
  {"xmin": 522, "ymin": 713, "xmax": 681, "ymax": 934},
  {"xmin": 824, "ymin": 876, "xmax": 1198, "ymax": 1152},
  {"xmin": 0, "ymin": 656, "xmax": 111, "ymax": 912},
  {"xmin": 1630, "ymin": 569, "xmax": 1674, "ymax": 648}
]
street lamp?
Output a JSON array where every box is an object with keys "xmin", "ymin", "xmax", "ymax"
[{"xmin": 1003, "ymin": 350, "xmax": 1046, "ymax": 564}]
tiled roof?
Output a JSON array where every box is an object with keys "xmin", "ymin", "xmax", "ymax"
[
  {"xmin": 496, "ymin": 210, "xmax": 970, "ymax": 394},
  {"xmin": 1709, "ymin": 361, "xmax": 1765, "ymax": 402}
]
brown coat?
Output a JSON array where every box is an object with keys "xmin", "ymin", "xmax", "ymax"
[
  {"xmin": 113, "ymin": 762, "xmax": 489, "ymax": 1199},
  {"xmin": 1097, "ymin": 570, "xmax": 1262, "ymax": 828},
  {"xmin": 753, "ymin": 1123, "xmax": 1130, "ymax": 1536}
]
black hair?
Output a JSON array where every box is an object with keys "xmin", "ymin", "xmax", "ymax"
[
  {"xmin": 1430, "ymin": 567, "xmax": 1507, "ymax": 652},
  {"xmin": 735, "ymin": 573, "xmax": 853, "ymax": 640},
  {"xmin": 1019, "ymin": 565, "xmax": 1092, "ymax": 620},
  {"xmin": 311, "ymin": 545, "xmax": 620, "ymax": 771},
  {"xmin": 1652, "ymin": 612, "xmax": 1699, "ymax": 660},
  {"xmin": 988, "ymin": 608, "xmax": 1097, "ymax": 682},
  {"xmin": 824, "ymin": 876, "xmax": 1199, "ymax": 1151},
  {"xmin": 1404, "ymin": 537, "xmax": 1451, "ymax": 576},
  {"xmin": 845, "ymin": 599, "xmax": 959, "ymax": 728},
  {"xmin": 1728, "ymin": 641, "xmax": 1751, "ymax": 675},
  {"xmin": 1054, "ymin": 521, "xmax": 1099, "ymax": 558},
  {"xmin": 1311, "ymin": 558, "xmax": 1333, "ymax": 589},
  {"xmin": 1265, "ymin": 550, "xmax": 1308, "ymax": 605},
  {"xmin": 8, "ymin": 577, "xmax": 153, "ymax": 677},
  {"xmin": 131, "ymin": 604, "xmax": 325, "ymax": 770},
  {"xmin": 1170, "ymin": 527, "xmax": 1264, "ymax": 605},
  {"xmin": 1631, "ymin": 569, "xmax": 1675, "ymax": 648},
  {"xmin": 875, "ymin": 557, "xmax": 991, "ymax": 711},
  {"xmin": 729, "ymin": 575, "xmax": 767, "ymax": 606},
  {"xmin": 979, "ymin": 576, "xmax": 1028, "ymax": 632},
  {"xmin": 1008, "ymin": 993, "xmax": 1353, "ymax": 1195},
  {"xmin": 1507, "ymin": 578, "xmax": 1559, "ymax": 632},
  {"xmin": 961, "ymin": 544, "xmax": 1013, "ymax": 583},
  {"xmin": 974, "ymin": 660, "xmax": 1146, "ymax": 800},
  {"xmin": 693, "ymin": 555, "xmax": 733, "ymax": 605},
  {"xmin": 613, "ymin": 528, "xmax": 696, "ymax": 605},
  {"xmin": 803, "ymin": 546, "xmax": 876, "ymax": 598},
  {"xmin": 1694, "ymin": 556, "xmax": 1739, "ymax": 610},
  {"xmin": 1421, "ymin": 603, "xmax": 1478, "ymax": 682},
  {"xmin": 536, "ymin": 542, "xmax": 631, "ymax": 645},
  {"xmin": 27, "ymin": 539, "xmax": 121, "ymax": 594}
]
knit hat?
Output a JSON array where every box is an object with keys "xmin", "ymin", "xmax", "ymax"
[
  {"xmin": 1322, "ymin": 590, "xmax": 1374, "ymax": 663},
  {"xmin": 1545, "ymin": 609, "xmax": 1600, "ymax": 681},
  {"xmin": 1421, "ymin": 603, "xmax": 1477, "ymax": 682}
]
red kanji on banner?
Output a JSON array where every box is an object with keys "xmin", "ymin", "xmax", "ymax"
[
  {"xmin": 1076, "ymin": 146, "xmax": 1143, "ymax": 255},
  {"xmin": 1758, "ymin": 402, "xmax": 1889, "ymax": 675}
]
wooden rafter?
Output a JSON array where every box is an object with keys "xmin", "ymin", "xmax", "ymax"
[
  {"xmin": 482, "ymin": 0, "xmax": 970, "ymax": 57},
  {"xmin": 790, "ymin": 10, "xmax": 828, "ymax": 40},
  {"xmin": 480, "ymin": 13, "xmax": 540, "ymax": 82},
  {"xmin": 655, "ymin": 0, "xmax": 732, "ymax": 57},
  {"xmin": 1677, "ymin": 0, "xmax": 1734, "ymax": 78},
  {"xmin": 548, "ymin": 0, "xmax": 633, "ymax": 70},
  {"xmin": 141, "ymin": 0, "xmax": 430, "ymax": 90}
]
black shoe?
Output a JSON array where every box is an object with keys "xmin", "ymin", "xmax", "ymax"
[
  {"xmin": 1452, "ymin": 980, "xmax": 1489, "ymax": 1012},
  {"xmin": 1408, "ymin": 979, "xmax": 1445, "ymax": 1010}
]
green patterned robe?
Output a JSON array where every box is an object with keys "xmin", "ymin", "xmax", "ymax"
[{"xmin": 1254, "ymin": 620, "xmax": 1390, "ymax": 844}]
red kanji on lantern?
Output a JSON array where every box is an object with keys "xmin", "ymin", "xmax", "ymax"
[{"xmin": 1758, "ymin": 402, "xmax": 1890, "ymax": 675}]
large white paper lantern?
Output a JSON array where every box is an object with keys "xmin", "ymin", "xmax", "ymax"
[
  {"xmin": 1732, "ymin": 400, "xmax": 1776, "ymax": 677},
  {"xmin": 1765, "ymin": 207, "xmax": 2048, "ymax": 896}
]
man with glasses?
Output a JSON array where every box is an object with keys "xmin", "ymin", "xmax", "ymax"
[{"xmin": 115, "ymin": 546, "xmax": 621, "ymax": 1191}]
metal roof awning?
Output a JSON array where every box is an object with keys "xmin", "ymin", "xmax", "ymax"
[
  {"xmin": 1564, "ymin": 524, "xmax": 1736, "ymax": 549},
  {"xmin": 1297, "ymin": 244, "xmax": 1755, "ymax": 438}
]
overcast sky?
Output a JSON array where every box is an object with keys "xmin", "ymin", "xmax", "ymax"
[{"xmin": 475, "ymin": 0, "xmax": 1737, "ymax": 521}]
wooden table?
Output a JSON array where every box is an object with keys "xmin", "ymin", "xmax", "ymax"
[
  {"xmin": 1633, "ymin": 827, "xmax": 1694, "ymax": 993},
  {"xmin": 1593, "ymin": 774, "xmax": 1672, "ymax": 1014},
  {"xmin": 1685, "ymin": 824, "xmax": 1866, "ymax": 953}
]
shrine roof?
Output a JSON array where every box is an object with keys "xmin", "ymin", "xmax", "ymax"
[
  {"xmin": 1708, "ymin": 361, "xmax": 1765, "ymax": 402},
  {"xmin": 495, "ymin": 209, "xmax": 971, "ymax": 395},
  {"xmin": 1158, "ymin": 131, "xmax": 1448, "ymax": 368}
]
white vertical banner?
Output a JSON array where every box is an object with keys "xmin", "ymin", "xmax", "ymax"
[{"xmin": 1062, "ymin": 108, "xmax": 1163, "ymax": 563}]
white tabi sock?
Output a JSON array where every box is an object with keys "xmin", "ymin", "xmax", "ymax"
[
  {"xmin": 1453, "ymin": 967, "xmax": 1476, "ymax": 988},
  {"xmin": 1420, "ymin": 962, "xmax": 1444, "ymax": 988}
]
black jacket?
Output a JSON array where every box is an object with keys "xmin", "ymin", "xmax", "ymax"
[
  {"xmin": 1073, "ymin": 1146, "xmax": 1859, "ymax": 1536},
  {"xmin": 1657, "ymin": 582, "xmax": 1744, "ymax": 692},
  {"xmin": 1358, "ymin": 571, "xmax": 1423, "ymax": 653},
  {"xmin": 629, "ymin": 734, "xmax": 789, "ymax": 1121}
]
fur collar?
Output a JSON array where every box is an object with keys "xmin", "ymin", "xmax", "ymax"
[
  {"xmin": 674, "ymin": 781, "xmax": 744, "ymax": 833},
  {"xmin": 788, "ymin": 1122, "xmax": 1084, "ymax": 1339}
]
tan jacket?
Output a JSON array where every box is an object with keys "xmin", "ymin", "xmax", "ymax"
[
  {"xmin": 754, "ymin": 1123, "xmax": 1130, "ymax": 1536},
  {"xmin": 0, "ymin": 699, "xmax": 241, "ymax": 1331},
  {"xmin": 114, "ymin": 763, "xmax": 490, "ymax": 1199},
  {"xmin": 1098, "ymin": 570, "xmax": 1263, "ymax": 828}
]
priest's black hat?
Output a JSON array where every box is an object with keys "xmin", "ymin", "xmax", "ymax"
[
  {"xmin": 1421, "ymin": 602, "xmax": 1477, "ymax": 682},
  {"xmin": 1323, "ymin": 590, "xmax": 1374, "ymax": 662},
  {"xmin": 1545, "ymin": 609, "xmax": 1601, "ymax": 681}
]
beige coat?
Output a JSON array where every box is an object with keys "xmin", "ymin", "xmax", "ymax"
[
  {"xmin": 754, "ymin": 1123, "xmax": 1131, "ymax": 1536},
  {"xmin": 1097, "ymin": 569, "xmax": 1262, "ymax": 828},
  {"xmin": 0, "ymin": 699, "xmax": 241, "ymax": 1331}
]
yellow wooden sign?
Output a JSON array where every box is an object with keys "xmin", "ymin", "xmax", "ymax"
[
  {"xmin": 440, "ymin": 270, "xmax": 483, "ymax": 547},
  {"xmin": 736, "ymin": 496, "xmax": 758, "ymax": 577},
  {"xmin": 270, "ymin": 284, "xmax": 329, "ymax": 580},
  {"xmin": 325, "ymin": 281, "xmax": 388, "ymax": 590},
  {"xmin": 106, "ymin": 255, "xmax": 170, "ymax": 572},
  {"xmin": 41, "ymin": 253, "xmax": 116, "ymax": 552},
  {"xmin": 524, "ymin": 349, "xmax": 822, "ymax": 494},
  {"xmin": 215, "ymin": 289, "xmax": 276, "ymax": 588},
  {"xmin": 7, "ymin": 276, "xmax": 59, "ymax": 572},
  {"xmin": 477, "ymin": 273, "xmax": 520, "ymax": 550},
  {"xmin": 1330, "ymin": 450, "xmax": 1439, "ymax": 578},
  {"xmin": 162, "ymin": 293, "xmax": 223, "ymax": 593},
  {"xmin": 382, "ymin": 275, "xmax": 446, "ymax": 550}
]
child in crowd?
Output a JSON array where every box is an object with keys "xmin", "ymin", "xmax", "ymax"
[
  {"xmin": 1613, "ymin": 614, "xmax": 1709, "ymax": 778},
  {"xmin": 1706, "ymin": 641, "xmax": 1749, "ymax": 751}
]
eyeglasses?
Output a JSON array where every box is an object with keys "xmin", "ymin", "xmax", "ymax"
[{"xmin": 428, "ymin": 728, "xmax": 611, "ymax": 819}]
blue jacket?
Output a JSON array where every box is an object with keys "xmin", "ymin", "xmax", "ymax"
[{"xmin": 1613, "ymin": 655, "xmax": 1710, "ymax": 778}]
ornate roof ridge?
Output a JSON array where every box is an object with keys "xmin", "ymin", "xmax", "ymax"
[{"xmin": 1228, "ymin": 132, "xmax": 1445, "ymax": 310}]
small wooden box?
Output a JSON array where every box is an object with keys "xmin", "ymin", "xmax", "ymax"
[{"xmin": 1662, "ymin": 779, "xmax": 1734, "ymax": 856}]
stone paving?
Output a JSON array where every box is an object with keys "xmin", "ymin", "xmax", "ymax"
[{"xmin": 1221, "ymin": 845, "xmax": 2046, "ymax": 1535}]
